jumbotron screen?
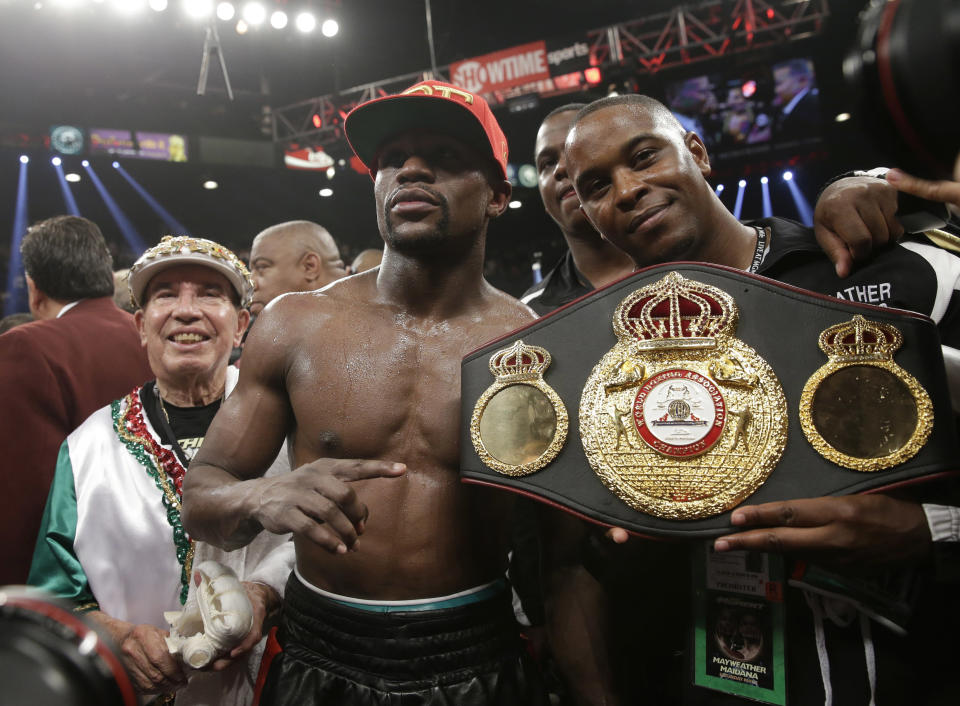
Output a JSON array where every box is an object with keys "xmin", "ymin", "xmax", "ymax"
[{"xmin": 663, "ymin": 57, "xmax": 822, "ymax": 161}]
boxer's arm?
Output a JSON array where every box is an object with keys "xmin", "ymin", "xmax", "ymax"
[
  {"xmin": 183, "ymin": 301, "xmax": 297, "ymax": 549},
  {"xmin": 183, "ymin": 300, "xmax": 405, "ymax": 552},
  {"xmin": 539, "ymin": 507, "xmax": 621, "ymax": 706}
]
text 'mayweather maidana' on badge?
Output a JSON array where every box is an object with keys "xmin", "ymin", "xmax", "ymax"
[
  {"xmin": 580, "ymin": 272, "xmax": 788, "ymax": 520},
  {"xmin": 471, "ymin": 340, "xmax": 568, "ymax": 477},
  {"xmin": 800, "ymin": 314, "xmax": 933, "ymax": 471}
]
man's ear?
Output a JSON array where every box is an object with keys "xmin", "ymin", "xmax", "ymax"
[
  {"xmin": 25, "ymin": 275, "xmax": 48, "ymax": 319},
  {"xmin": 684, "ymin": 131, "xmax": 712, "ymax": 177},
  {"xmin": 233, "ymin": 308, "xmax": 251, "ymax": 347},
  {"xmin": 487, "ymin": 180, "xmax": 512, "ymax": 219},
  {"xmin": 134, "ymin": 308, "xmax": 148, "ymax": 347},
  {"xmin": 300, "ymin": 251, "xmax": 321, "ymax": 286}
]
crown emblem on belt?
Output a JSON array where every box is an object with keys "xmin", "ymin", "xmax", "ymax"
[
  {"xmin": 489, "ymin": 340, "xmax": 552, "ymax": 382},
  {"xmin": 614, "ymin": 272, "xmax": 739, "ymax": 351},
  {"xmin": 818, "ymin": 314, "xmax": 903, "ymax": 362}
]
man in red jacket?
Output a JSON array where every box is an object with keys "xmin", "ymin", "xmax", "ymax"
[{"xmin": 0, "ymin": 215, "xmax": 152, "ymax": 584}]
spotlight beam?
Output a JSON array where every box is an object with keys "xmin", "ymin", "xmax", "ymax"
[
  {"xmin": 4, "ymin": 160, "xmax": 30, "ymax": 315},
  {"xmin": 784, "ymin": 176, "xmax": 813, "ymax": 226},
  {"xmin": 53, "ymin": 161, "xmax": 81, "ymax": 216},
  {"xmin": 760, "ymin": 178, "xmax": 772, "ymax": 219},
  {"xmin": 82, "ymin": 163, "xmax": 148, "ymax": 255},
  {"xmin": 114, "ymin": 164, "xmax": 192, "ymax": 236},
  {"xmin": 733, "ymin": 180, "xmax": 747, "ymax": 220}
]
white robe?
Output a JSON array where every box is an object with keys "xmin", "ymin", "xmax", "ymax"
[{"xmin": 30, "ymin": 367, "xmax": 295, "ymax": 705}]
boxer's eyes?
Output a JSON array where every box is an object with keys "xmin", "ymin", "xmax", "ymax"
[
  {"xmin": 377, "ymin": 149, "xmax": 408, "ymax": 170},
  {"xmin": 631, "ymin": 149, "xmax": 658, "ymax": 168}
]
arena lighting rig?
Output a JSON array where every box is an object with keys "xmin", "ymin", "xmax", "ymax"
[
  {"xmin": 35, "ymin": 0, "xmax": 338, "ymax": 37},
  {"xmin": 272, "ymin": 0, "xmax": 830, "ymax": 151},
  {"xmin": 33, "ymin": 0, "xmax": 340, "ymax": 99}
]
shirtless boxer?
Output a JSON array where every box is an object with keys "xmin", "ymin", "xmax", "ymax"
[{"xmin": 183, "ymin": 81, "xmax": 613, "ymax": 706}]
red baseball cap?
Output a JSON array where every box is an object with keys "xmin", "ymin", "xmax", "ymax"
[{"xmin": 344, "ymin": 80, "xmax": 509, "ymax": 180}]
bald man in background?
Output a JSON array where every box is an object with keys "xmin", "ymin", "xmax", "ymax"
[
  {"xmin": 350, "ymin": 248, "xmax": 384, "ymax": 275},
  {"xmin": 249, "ymin": 221, "xmax": 349, "ymax": 316}
]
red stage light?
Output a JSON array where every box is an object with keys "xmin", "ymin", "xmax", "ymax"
[
  {"xmin": 584, "ymin": 67, "xmax": 602, "ymax": 84},
  {"xmin": 741, "ymin": 80, "xmax": 757, "ymax": 98},
  {"xmin": 766, "ymin": 8, "xmax": 774, "ymax": 19},
  {"xmin": 312, "ymin": 114, "xmax": 322, "ymax": 129}
]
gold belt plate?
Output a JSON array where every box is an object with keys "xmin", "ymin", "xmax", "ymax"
[
  {"xmin": 471, "ymin": 340, "xmax": 568, "ymax": 477},
  {"xmin": 799, "ymin": 315, "xmax": 933, "ymax": 471},
  {"xmin": 580, "ymin": 272, "xmax": 788, "ymax": 520}
]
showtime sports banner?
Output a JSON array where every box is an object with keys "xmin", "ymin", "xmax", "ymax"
[
  {"xmin": 450, "ymin": 37, "xmax": 592, "ymax": 96},
  {"xmin": 450, "ymin": 42, "xmax": 551, "ymax": 94}
]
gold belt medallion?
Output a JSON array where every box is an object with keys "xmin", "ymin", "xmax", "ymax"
[
  {"xmin": 580, "ymin": 272, "xmax": 788, "ymax": 520},
  {"xmin": 471, "ymin": 340, "xmax": 568, "ymax": 476},
  {"xmin": 800, "ymin": 315, "xmax": 933, "ymax": 471}
]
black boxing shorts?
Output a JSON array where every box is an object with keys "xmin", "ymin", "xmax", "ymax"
[{"xmin": 255, "ymin": 570, "xmax": 548, "ymax": 706}]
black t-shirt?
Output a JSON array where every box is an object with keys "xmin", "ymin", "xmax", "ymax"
[
  {"xmin": 141, "ymin": 380, "xmax": 222, "ymax": 463},
  {"xmin": 752, "ymin": 216, "xmax": 960, "ymax": 349},
  {"xmin": 520, "ymin": 250, "xmax": 595, "ymax": 316}
]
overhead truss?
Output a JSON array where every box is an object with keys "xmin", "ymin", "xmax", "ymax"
[{"xmin": 272, "ymin": 0, "xmax": 830, "ymax": 149}]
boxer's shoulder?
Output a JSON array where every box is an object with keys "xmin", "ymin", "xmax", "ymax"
[{"xmin": 479, "ymin": 283, "xmax": 538, "ymax": 328}]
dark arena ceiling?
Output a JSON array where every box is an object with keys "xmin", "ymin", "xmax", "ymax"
[{"xmin": 0, "ymin": 0, "xmax": 890, "ymax": 299}]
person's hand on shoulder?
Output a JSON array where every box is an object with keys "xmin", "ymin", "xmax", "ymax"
[{"xmin": 814, "ymin": 175, "xmax": 903, "ymax": 278}]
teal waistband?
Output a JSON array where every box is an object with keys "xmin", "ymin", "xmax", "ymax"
[{"xmin": 328, "ymin": 578, "xmax": 508, "ymax": 613}]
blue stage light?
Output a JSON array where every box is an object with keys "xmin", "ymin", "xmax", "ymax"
[
  {"xmin": 83, "ymin": 162, "xmax": 147, "ymax": 255},
  {"xmin": 52, "ymin": 157, "xmax": 80, "ymax": 216},
  {"xmin": 733, "ymin": 179, "xmax": 747, "ymax": 219},
  {"xmin": 760, "ymin": 175, "xmax": 772, "ymax": 218},
  {"xmin": 5, "ymin": 160, "xmax": 30, "ymax": 314},
  {"xmin": 114, "ymin": 163, "xmax": 192, "ymax": 236}
]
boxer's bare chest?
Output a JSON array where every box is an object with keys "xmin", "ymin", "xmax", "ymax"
[{"xmin": 284, "ymin": 305, "xmax": 495, "ymax": 469}]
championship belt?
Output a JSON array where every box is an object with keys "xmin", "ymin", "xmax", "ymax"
[{"xmin": 460, "ymin": 263, "xmax": 958, "ymax": 537}]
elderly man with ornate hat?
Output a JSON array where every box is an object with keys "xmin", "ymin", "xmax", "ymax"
[{"xmin": 28, "ymin": 236, "xmax": 294, "ymax": 704}]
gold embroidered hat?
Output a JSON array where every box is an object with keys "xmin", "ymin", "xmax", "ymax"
[{"xmin": 128, "ymin": 235, "xmax": 254, "ymax": 309}]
